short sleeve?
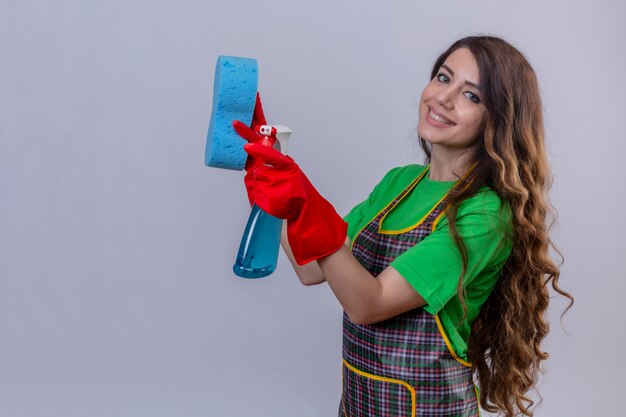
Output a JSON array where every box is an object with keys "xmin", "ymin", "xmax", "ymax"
[
  {"xmin": 344, "ymin": 165, "xmax": 428, "ymax": 242},
  {"xmin": 390, "ymin": 190, "xmax": 512, "ymax": 314},
  {"xmin": 344, "ymin": 196, "xmax": 373, "ymax": 241}
]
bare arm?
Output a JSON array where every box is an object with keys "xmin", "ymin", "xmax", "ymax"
[
  {"xmin": 317, "ymin": 245, "xmax": 426, "ymax": 325},
  {"xmin": 282, "ymin": 219, "xmax": 426, "ymax": 323},
  {"xmin": 280, "ymin": 222, "xmax": 327, "ymax": 286}
]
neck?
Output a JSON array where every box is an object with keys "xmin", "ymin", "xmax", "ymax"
[{"xmin": 428, "ymin": 144, "xmax": 475, "ymax": 182}]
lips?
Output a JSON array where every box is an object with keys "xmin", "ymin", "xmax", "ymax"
[{"xmin": 428, "ymin": 106, "xmax": 455, "ymax": 126}]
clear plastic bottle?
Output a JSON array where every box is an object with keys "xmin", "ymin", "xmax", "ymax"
[{"xmin": 233, "ymin": 203, "xmax": 282, "ymax": 278}]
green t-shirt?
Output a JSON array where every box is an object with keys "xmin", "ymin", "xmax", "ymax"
[{"xmin": 344, "ymin": 164, "xmax": 512, "ymax": 361}]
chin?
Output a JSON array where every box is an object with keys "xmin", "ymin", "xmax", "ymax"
[{"xmin": 417, "ymin": 130, "xmax": 439, "ymax": 145}]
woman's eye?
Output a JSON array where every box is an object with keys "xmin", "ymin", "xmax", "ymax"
[
  {"xmin": 464, "ymin": 91, "xmax": 481, "ymax": 104},
  {"xmin": 436, "ymin": 73, "xmax": 450, "ymax": 83}
]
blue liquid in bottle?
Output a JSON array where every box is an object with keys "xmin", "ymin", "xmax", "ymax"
[{"xmin": 233, "ymin": 203, "xmax": 283, "ymax": 278}]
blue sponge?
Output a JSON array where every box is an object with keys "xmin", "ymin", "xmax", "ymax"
[{"xmin": 205, "ymin": 56, "xmax": 258, "ymax": 170}]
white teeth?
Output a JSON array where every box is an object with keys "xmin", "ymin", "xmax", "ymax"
[{"xmin": 430, "ymin": 110, "xmax": 453, "ymax": 125}]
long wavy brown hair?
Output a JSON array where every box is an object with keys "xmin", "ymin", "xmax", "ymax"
[{"xmin": 419, "ymin": 36, "xmax": 573, "ymax": 416}]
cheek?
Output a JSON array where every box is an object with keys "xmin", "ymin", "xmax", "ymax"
[
  {"xmin": 417, "ymin": 89, "xmax": 433, "ymax": 128},
  {"xmin": 464, "ymin": 109, "xmax": 487, "ymax": 133},
  {"xmin": 420, "ymin": 83, "xmax": 435, "ymax": 102},
  {"xmin": 418, "ymin": 89, "xmax": 428, "ymax": 110},
  {"xmin": 417, "ymin": 93, "xmax": 428, "ymax": 123}
]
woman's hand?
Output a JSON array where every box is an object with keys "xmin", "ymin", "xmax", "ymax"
[
  {"xmin": 232, "ymin": 93, "xmax": 275, "ymax": 206},
  {"xmin": 243, "ymin": 143, "xmax": 347, "ymax": 265}
]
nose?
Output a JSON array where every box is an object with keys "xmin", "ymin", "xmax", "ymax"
[{"xmin": 435, "ymin": 88, "xmax": 454, "ymax": 109}]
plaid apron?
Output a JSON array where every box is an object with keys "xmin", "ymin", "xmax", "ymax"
[{"xmin": 340, "ymin": 168, "xmax": 479, "ymax": 417}]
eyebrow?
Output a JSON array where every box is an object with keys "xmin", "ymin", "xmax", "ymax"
[{"xmin": 441, "ymin": 64, "xmax": 480, "ymax": 89}]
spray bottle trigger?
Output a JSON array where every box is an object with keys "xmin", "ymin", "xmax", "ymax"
[{"xmin": 255, "ymin": 124, "xmax": 278, "ymax": 148}]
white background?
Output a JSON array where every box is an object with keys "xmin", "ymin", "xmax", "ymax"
[{"xmin": 1, "ymin": 1, "xmax": 624, "ymax": 416}]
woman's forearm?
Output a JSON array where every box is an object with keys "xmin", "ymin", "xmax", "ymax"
[
  {"xmin": 280, "ymin": 222, "xmax": 326, "ymax": 286},
  {"xmin": 281, "ymin": 227, "xmax": 384, "ymax": 320},
  {"xmin": 283, "ymin": 225, "xmax": 425, "ymax": 323},
  {"xmin": 281, "ymin": 225, "xmax": 382, "ymax": 318},
  {"xmin": 317, "ymin": 245, "xmax": 426, "ymax": 324},
  {"xmin": 317, "ymin": 245, "xmax": 384, "ymax": 323}
]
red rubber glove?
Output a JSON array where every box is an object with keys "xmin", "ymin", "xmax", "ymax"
[
  {"xmin": 244, "ymin": 142, "xmax": 347, "ymax": 265},
  {"xmin": 232, "ymin": 93, "xmax": 276, "ymax": 206}
]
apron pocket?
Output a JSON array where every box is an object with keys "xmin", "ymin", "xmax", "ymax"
[{"xmin": 342, "ymin": 360, "xmax": 415, "ymax": 417}]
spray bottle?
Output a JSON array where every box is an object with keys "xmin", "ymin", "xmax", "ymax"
[{"xmin": 232, "ymin": 125, "xmax": 292, "ymax": 278}]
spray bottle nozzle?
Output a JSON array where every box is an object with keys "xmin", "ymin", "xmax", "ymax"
[
  {"xmin": 256, "ymin": 124, "xmax": 292, "ymax": 155},
  {"xmin": 255, "ymin": 125, "xmax": 277, "ymax": 136}
]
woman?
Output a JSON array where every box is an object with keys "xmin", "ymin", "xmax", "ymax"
[{"xmin": 234, "ymin": 35, "xmax": 572, "ymax": 417}]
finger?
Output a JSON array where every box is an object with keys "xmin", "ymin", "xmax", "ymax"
[
  {"xmin": 244, "ymin": 155, "xmax": 263, "ymax": 173},
  {"xmin": 251, "ymin": 165, "xmax": 277, "ymax": 184},
  {"xmin": 244, "ymin": 173, "xmax": 257, "ymax": 206},
  {"xmin": 244, "ymin": 143, "xmax": 293, "ymax": 168},
  {"xmin": 252, "ymin": 92, "xmax": 267, "ymax": 126},
  {"xmin": 233, "ymin": 120, "xmax": 262, "ymax": 143},
  {"xmin": 253, "ymin": 192, "xmax": 275, "ymax": 218}
]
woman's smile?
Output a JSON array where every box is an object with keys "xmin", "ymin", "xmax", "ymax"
[{"xmin": 427, "ymin": 106, "xmax": 456, "ymax": 127}]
